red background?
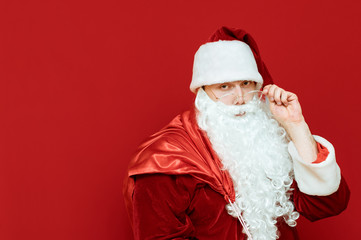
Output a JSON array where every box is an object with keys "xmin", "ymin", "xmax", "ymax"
[{"xmin": 0, "ymin": 0, "xmax": 360, "ymax": 239}]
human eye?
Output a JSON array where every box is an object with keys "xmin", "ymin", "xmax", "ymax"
[
  {"xmin": 242, "ymin": 81, "xmax": 254, "ymax": 88},
  {"xmin": 219, "ymin": 84, "xmax": 230, "ymax": 90}
]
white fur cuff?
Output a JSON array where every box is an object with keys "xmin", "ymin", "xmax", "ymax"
[{"xmin": 288, "ymin": 135, "xmax": 341, "ymax": 196}]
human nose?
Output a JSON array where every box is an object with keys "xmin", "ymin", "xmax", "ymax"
[{"xmin": 233, "ymin": 86, "xmax": 245, "ymax": 105}]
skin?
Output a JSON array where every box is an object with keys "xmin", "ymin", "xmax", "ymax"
[
  {"xmin": 203, "ymin": 81, "xmax": 318, "ymax": 163},
  {"xmin": 203, "ymin": 80, "xmax": 258, "ymax": 105}
]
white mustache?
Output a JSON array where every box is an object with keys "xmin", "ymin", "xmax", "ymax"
[{"xmin": 214, "ymin": 98, "xmax": 264, "ymax": 117}]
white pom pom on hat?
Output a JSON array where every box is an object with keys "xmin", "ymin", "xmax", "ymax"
[{"xmin": 190, "ymin": 26, "xmax": 274, "ymax": 93}]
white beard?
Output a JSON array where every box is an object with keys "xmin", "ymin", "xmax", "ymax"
[{"xmin": 195, "ymin": 88, "xmax": 299, "ymax": 240}]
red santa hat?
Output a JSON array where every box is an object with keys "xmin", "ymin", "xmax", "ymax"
[{"xmin": 190, "ymin": 26, "xmax": 274, "ymax": 93}]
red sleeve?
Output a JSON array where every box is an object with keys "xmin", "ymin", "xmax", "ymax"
[
  {"xmin": 132, "ymin": 174, "xmax": 198, "ymax": 240},
  {"xmin": 291, "ymin": 175, "xmax": 350, "ymax": 222},
  {"xmin": 312, "ymin": 142, "xmax": 329, "ymax": 164}
]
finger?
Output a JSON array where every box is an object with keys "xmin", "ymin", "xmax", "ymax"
[
  {"xmin": 267, "ymin": 85, "xmax": 277, "ymax": 102},
  {"xmin": 287, "ymin": 92, "xmax": 298, "ymax": 102},
  {"xmin": 281, "ymin": 91, "xmax": 289, "ymax": 106},
  {"xmin": 262, "ymin": 84, "xmax": 272, "ymax": 94},
  {"xmin": 274, "ymin": 87, "xmax": 283, "ymax": 105}
]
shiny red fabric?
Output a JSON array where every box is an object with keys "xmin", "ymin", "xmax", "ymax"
[
  {"xmin": 124, "ymin": 107, "xmax": 350, "ymax": 239},
  {"xmin": 312, "ymin": 141, "xmax": 329, "ymax": 163},
  {"xmin": 124, "ymin": 106, "xmax": 235, "ymax": 226},
  {"xmin": 208, "ymin": 26, "xmax": 274, "ymax": 87}
]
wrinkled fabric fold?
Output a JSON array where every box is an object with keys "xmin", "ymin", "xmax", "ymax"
[
  {"xmin": 124, "ymin": 106, "xmax": 350, "ymax": 239},
  {"xmin": 131, "ymin": 173, "xmax": 350, "ymax": 239},
  {"xmin": 123, "ymin": 106, "xmax": 235, "ymax": 226}
]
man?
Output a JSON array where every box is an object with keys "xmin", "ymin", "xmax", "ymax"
[{"xmin": 123, "ymin": 26, "xmax": 350, "ymax": 240}]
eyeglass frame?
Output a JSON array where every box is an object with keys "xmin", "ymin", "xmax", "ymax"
[{"xmin": 203, "ymin": 81, "xmax": 263, "ymax": 104}]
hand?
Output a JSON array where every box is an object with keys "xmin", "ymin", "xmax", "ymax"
[
  {"xmin": 262, "ymin": 84, "xmax": 318, "ymax": 162},
  {"xmin": 262, "ymin": 84, "xmax": 304, "ymax": 127}
]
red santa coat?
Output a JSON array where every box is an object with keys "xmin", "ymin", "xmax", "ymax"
[{"xmin": 124, "ymin": 106, "xmax": 350, "ymax": 239}]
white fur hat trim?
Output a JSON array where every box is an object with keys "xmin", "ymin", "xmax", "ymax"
[{"xmin": 190, "ymin": 40, "xmax": 263, "ymax": 93}]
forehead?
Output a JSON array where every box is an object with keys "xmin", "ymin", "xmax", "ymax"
[{"xmin": 211, "ymin": 80, "xmax": 256, "ymax": 86}]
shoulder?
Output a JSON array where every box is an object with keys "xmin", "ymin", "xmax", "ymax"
[
  {"xmin": 136, "ymin": 107, "xmax": 201, "ymax": 158},
  {"xmin": 128, "ymin": 108, "xmax": 204, "ymax": 175}
]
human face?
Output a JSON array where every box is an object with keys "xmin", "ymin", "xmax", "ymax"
[{"xmin": 203, "ymin": 80, "xmax": 258, "ymax": 105}]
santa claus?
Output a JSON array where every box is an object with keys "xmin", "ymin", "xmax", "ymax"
[{"xmin": 123, "ymin": 26, "xmax": 350, "ymax": 240}]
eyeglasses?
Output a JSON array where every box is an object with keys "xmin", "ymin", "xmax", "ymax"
[
  {"xmin": 205, "ymin": 81, "xmax": 263, "ymax": 104},
  {"xmin": 209, "ymin": 89, "xmax": 265, "ymax": 105}
]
